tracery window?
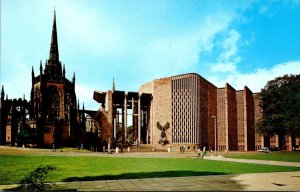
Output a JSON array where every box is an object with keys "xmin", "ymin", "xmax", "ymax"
[
  {"xmin": 52, "ymin": 91, "xmax": 60, "ymax": 119},
  {"xmin": 48, "ymin": 86, "xmax": 60, "ymax": 120}
]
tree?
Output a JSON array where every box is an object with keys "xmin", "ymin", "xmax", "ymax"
[
  {"xmin": 256, "ymin": 74, "xmax": 300, "ymax": 149},
  {"xmin": 16, "ymin": 122, "xmax": 37, "ymax": 147}
]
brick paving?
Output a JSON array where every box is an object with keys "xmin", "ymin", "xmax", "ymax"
[{"xmin": 47, "ymin": 171, "xmax": 300, "ymax": 191}]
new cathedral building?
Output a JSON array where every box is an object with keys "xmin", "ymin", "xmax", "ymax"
[
  {"xmin": 93, "ymin": 73, "xmax": 298, "ymax": 151},
  {"xmin": 1, "ymin": 11, "xmax": 298, "ymax": 151}
]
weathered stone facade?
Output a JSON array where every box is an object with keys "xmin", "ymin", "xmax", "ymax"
[{"xmin": 0, "ymin": 11, "xmax": 92, "ymax": 147}]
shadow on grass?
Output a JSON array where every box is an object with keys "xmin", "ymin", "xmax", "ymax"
[
  {"xmin": 63, "ymin": 170, "xmax": 228, "ymax": 182},
  {"xmin": 5, "ymin": 171, "xmax": 247, "ymax": 191}
]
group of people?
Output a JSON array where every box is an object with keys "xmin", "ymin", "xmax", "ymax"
[
  {"xmin": 115, "ymin": 144, "xmax": 124, "ymax": 154},
  {"xmin": 179, "ymin": 145, "xmax": 186, "ymax": 153}
]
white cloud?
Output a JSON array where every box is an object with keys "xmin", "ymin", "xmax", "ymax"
[
  {"xmin": 139, "ymin": 12, "xmax": 235, "ymax": 79},
  {"xmin": 211, "ymin": 61, "xmax": 300, "ymax": 92},
  {"xmin": 208, "ymin": 29, "xmax": 241, "ymax": 75},
  {"xmin": 211, "ymin": 62, "xmax": 237, "ymax": 73},
  {"xmin": 219, "ymin": 29, "xmax": 241, "ymax": 61}
]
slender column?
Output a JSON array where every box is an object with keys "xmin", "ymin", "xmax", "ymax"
[
  {"xmin": 138, "ymin": 94, "xmax": 141, "ymax": 143},
  {"xmin": 113, "ymin": 117, "xmax": 116, "ymax": 139},
  {"xmin": 132, "ymin": 97, "xmax": 136, "ymax": 140},
  {"xmin": 124, "ymin": 94, "xmax": 127, "ymax": 141}
]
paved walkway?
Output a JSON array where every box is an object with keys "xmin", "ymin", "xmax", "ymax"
[
  {"xmin": 205, "ymin": 155, "xmax": 300, "ymax": 167},
  {"xmin": 2, "ymin": 171, "xmax": 299, "ymax": 191}
]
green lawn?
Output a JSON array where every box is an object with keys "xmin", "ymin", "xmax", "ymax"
[
  {"xmin": 227, "ymin": 151, "xmax": 300, "ymax": 162},
  {"xmin": 1, "ymin": 155, "xmax": 300, "ymax": 185}
]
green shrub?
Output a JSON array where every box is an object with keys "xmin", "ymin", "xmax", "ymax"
[{"xmin": 18, "ymin": 165, "xmax": 56, "ymax": 191}]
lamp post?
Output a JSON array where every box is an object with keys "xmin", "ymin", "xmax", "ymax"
[{"xmin": 211, "ymin": 116, "xmax": 217, "ymax": 155}]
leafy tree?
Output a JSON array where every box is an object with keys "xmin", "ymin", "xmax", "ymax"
[
  {"xmin": 256, "ymin": 74, "xmax": 300, "ymax": 149},
  {"xmin": 16, "ymin": 122, "xmax": 37, "ymax": 147}
]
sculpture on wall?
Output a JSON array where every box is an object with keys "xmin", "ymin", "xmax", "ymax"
[{"xmin": 157, "ymin": 122, "xmax": 170, "ymax": 145}]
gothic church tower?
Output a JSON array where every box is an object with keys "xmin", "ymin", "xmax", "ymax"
[{"xmin": 31, "ymin": 10, "xmax": 79, "ymax": 146}]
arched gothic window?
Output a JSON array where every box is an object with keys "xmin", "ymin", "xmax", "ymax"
[
  {"xmin": 34, "ymin": 88, "xmax": 40, "ymax": 113},
  {"xmin": 48, "ymin": 86, "xmax": 60, "ymax": 120}
]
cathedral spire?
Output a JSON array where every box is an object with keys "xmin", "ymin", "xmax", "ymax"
[
  {"xmin": 72, "ymin": 72, "xmax": 76, "ymax": 84},
  {"xmin": 32, "ymin": 66, "xmax": 35, "ymax": 79},
  {"xmin": 46, "ymin": 9, "xmax": 62, "ymax": 77},
  {"xmin": 49, "ymin": 9, "xmax": 59, "ymax": 63},
  {"xmin": 1, "ymin": 85, "xmax": 4, "ymax": 100},
  {"xmin": 112, "ymin": 77, "xmax": 115, "ymax": 93},
  {"xmin": 40, "ymin": 60, "xmax": 43, "ymax": 74}
]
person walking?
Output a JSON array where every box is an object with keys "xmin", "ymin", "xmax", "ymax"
[
  {"xmin": 52, "ymin": 143, "xmax": 56, "ymax": 152},
  {"xmin": 120, "ymin": 144, "xmax": 123, "ymax": 154},
  {"xmin": 197, "ymin": 146, "xmax": 201, "ymax": 158}
]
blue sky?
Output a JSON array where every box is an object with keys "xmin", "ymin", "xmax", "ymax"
[{"xmin": 1, "ymin": 0, "xmax": 300, "ymax": 110}]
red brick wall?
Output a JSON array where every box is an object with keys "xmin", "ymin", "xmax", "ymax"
[
  {"xmin": 5, "ymin": 125, "xmax": 11, "ymax": 144},
  {"xmin": 244, "ymin": 86, "xmax": 255, "ymax": 151},
  {"xmin": 100, "ymin": 91, "xmax": 113, "ymax": 142},
  {"xmin": 254, "ymin": 93, "xmax": 263, "ymax": 150},
  {"xmin": 236, "ymin": 90, "xmax": 245, "ymax": 151},
  {"xmin": 207, "ymin": 83, "xmax": 217, "ymax": 150},
  {"xmin": 44, "ymin": 130, "xmax": 53, "ymax": 146},
  {"xmin": 226, "ymin": 84, "xmax": 238, "ymax": 150},
  {"xmin": 217, "ymin": 88, "xmax": 226, "ymax": 151},
  {"xmin": 199, "ymin": 78, "xmax": 209, "ymax": 145}
]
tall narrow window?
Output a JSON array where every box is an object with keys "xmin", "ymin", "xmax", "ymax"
[
  {"xmin": 53, "ymin": 91, "xmax": 60, "ymax": 119},
  {"xmin": 48, "ymin": 86, "xmax": 60, "ymax": 120}
]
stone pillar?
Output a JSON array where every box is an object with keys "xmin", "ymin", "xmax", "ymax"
[
  {"xmin": 261, "ymin": 135, "xmax": 264, "ymax": 147},
  {"xmin": 132, "ymin": 97, "xmax": 136, "ymax": 140},
  {"xmin": 138, "ymin": 94, "xmax": 141, "ymax": 143},
  {"xmin": 124, "ymin": 94, "xmax": 127, "ymax": 141},
  {"xmin": 113, "ymin": 117, "xmax": 116, "ymax": 139}
]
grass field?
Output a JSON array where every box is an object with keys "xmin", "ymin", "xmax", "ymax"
[
  {"xmin": 1, "ymin": 154, "xmax": 300, "ymax": 185},
  {"xmin": 227, "ymin": 151, "xmax": 300, "ymax": 162}
]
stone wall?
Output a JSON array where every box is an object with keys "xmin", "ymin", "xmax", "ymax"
[
  {"xmin": 139, "ymin": 81, "xmax": 154, "ymax": 94},
  {"xmin": 171, "ymin": 74, "xmax": 205, "ymax": 145},
  {"xmin": 96, "ymin": 72, "xmax": 300, "ymax": 151},
  {"xmin": 152, "ymin": 77, "xmax": 172, "ymax": 147},
  {"xmin": 100, "ymin": 91, "xmax": 113, "ymax": 142}
]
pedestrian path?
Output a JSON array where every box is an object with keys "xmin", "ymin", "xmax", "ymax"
[
  {"xmin": 205, "ymin": 155, "xmax": 300, "ymax": 167},
  {"xmin": 41, "ymin": 171, "xmax": 300, "ymax": 191},
  {"xmin": 1, "ymin": 171, "xmax": 300, "ymax": 191}
]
